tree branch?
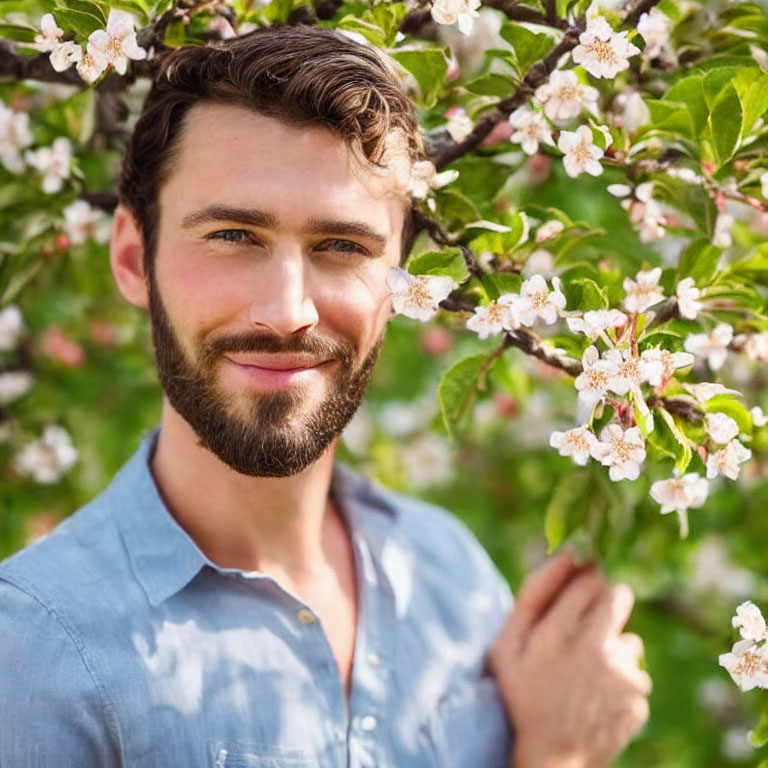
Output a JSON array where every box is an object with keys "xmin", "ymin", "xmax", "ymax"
[
  {"xmin": 622, "ymin": 0, "xmax": 662, "ymax": 28},
  {"xmin": 506, "ymin": 329, "xmax": 582, "ymax": 376},
  {"xmin": 432, "ymin": 27, "xmax": 582, "ymax": 170}
]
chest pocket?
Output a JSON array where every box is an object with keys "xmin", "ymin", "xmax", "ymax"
[
  {"xmin": 212, "ymin": 743, "xmax": 320, "ymax": 768},
  {"xmin": 423, "ymin": 676, "xmax": 511, "ymax": 768}
]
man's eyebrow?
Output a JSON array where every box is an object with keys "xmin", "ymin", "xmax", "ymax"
[{"xmin": 181, "ymin": 206, "xmax": 279, "ymax": 230}]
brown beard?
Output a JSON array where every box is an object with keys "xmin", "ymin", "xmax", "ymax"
[{"xmin": 146, "ymin": 272, "xmax": 381, "ymax": 477}]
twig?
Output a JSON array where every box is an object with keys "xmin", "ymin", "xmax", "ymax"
[
  {"xmin": 506, "ymin": 328, "xmax": 582, "ymax": 376},
  {"xmin": 622, "ymin": 0, "xmax": 662, "ymax": 29}
]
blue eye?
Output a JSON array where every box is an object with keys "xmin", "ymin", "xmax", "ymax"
[
  {"xmin": 209, "ymin": 229, "xmax": 254, "ymax": 244},
  {"xmin": 316, "ymin": 239, "xmax": 367, "ymax": 255}
]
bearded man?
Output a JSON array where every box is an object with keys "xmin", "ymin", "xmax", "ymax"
[{"xmin": 0, "ymin": 26, "xmax": 649, "ymax": 768}]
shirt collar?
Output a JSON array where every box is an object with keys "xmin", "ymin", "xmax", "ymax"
[{"xmin": 109, "ymin": 427, "xmax": 396, "ymax": 608}]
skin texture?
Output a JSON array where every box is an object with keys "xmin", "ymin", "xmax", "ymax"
[{"xmin": 488, "ymin": 551, "xmax": 651, "ymax": 768}]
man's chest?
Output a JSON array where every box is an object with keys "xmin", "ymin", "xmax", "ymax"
[{"xmin": 92, "ymin": 571, "xmax": 510, "ymax": 768}]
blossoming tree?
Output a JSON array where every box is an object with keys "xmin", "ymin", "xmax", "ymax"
[{"xmin": 1, "ymin": 0, "xmax": 768, "ymax": 763}]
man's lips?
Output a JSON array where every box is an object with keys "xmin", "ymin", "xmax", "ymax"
[{"xmin": 222, "ymin": 354, "xmax": 331, "ymax": 388}]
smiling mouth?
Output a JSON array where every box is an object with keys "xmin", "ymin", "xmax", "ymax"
[{"xmin": 223, "ymin": 355, "xmax": 331, "ymax": 389}]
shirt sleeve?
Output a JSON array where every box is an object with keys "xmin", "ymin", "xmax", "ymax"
[{"xmin": 0, "ymin": 578, "xmax": 121, "ymax": 767}]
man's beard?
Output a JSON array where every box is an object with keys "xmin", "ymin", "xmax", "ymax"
[{"xmin": 146, "ymin": 273, "xmax": 381, "ymax": 477}]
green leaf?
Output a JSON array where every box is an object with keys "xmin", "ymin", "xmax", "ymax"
[
  {"xmin": 464, "ymin": 73, "xmax": 518, "ymax": 98},
  {"xmin": 163, "ymin": 20, "xmax": 186, "ymax": 47},
  {"xmin": 261, "ymin": 0, "xmax": 294, "ymax": 23},
  {"xmin": 568, "ymin": 277, "xmax": 609, "ymax": 312},
  {"xmin": 645, "ymin": 100, "xmax": 693, "ymax": 137},
  {"xmin": 707, "ymin": 82, "xmax": 743, "ymax": 166},
  {"xmin": 57, "ymin": 0, "xmax": 106, "ymax": 24},
  {"xmin": 732, "ymin": 67, "xmax": 768, "ymax": 135},
  {"xmin": 487, "ymin": 272, "xmax": 523, "ymax": 296},
  {"xmin": 655, "ymin": 408, "xmax": 693, "ymax": 474},
  {"xmin": 638, "ymin": 330, "xmax": 684, "ymax": 353},
  {"xmin": 499, "ymin": 23, "xmax": 555, "ymax": 74},
  {"xmin": 726, "ymin": 243, "xmax": 768, "ymax": 284},
  {"xmin": 407, "ymin": 247, "xmax": 468, "ymax": 282},
  {"xmin": 545, "ymin": 471, "xmax": 590, "ymax": 553},
  {"xmin": 750, "ymin": 700, "xmax": 768, "ymax": 748},
  {"xmin": 663, "ymin": 75, "xmax": 708, "ymax": 137},
  {"xmin": 438, "ymin": 354, "xmax": 491, "ymax": 436},
  {"xmin": 371, "ymin": 1, "xmax": 407, "ymax": 47},
  {"xmin": 335, "ymin": 16, "xmax": 387, "ymax": 48},
  {"xmin": 433, "ymin": 189, "xmax": 481, "ymax": 231},
  {"xmin": 676, "ymin": 238, "xmax": 721, "ymax": 284},
  {"xmin": 53, "ymin": 6, "xmax": 104, "ymax": 38},
  {"xmin": 391, "ymin": 48, "xmax": 448, "ymax": 108},
  {"xmin": 0, "ymin": 23, "xmax": 38, "ymax": 44}
]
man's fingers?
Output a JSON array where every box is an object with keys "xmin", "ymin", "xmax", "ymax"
[
  {"xmin": 539, "ymin": 567, "xmax": 605, "ymax": 635},
  {"xmin": 507, "ymin": 550, "xmax": 585, "ymax": 642},
  {"xmin": 585, "ymin": 582, "xmax": 635, "ymax": 640}
]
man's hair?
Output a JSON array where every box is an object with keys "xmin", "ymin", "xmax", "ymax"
[{"xmin": 118, "ymin": 26, "xmax": 424, "ymax": 273}]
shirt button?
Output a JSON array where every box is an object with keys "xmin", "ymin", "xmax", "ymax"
[
  {"xmin": 360, "ymin": 715, "xmax": 377, "ymax": 732},
  {"xmin": 366, "ymin": 652, "xmax": 380, "ymax": 667},
  {"xmin": 297, "ymin": 608, "xmax": 317, "ymax": 624}
]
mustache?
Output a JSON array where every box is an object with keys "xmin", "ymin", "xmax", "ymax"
[{"xmin": 199, "ymin": 330, "xmax": 356, "ymax": 365}]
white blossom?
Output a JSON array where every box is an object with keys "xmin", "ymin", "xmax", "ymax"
[
  {"xmin": 719, "ymin": 639, "xmax": 768, "ymax": 692},
  {"xmin": 401, "ymin": 434, "xmax": 453, "ymax": 489},
  {"xmin": 613, "ymin": 90, "xmax": 650, "ymax": 133},
  {"xmin": 407, "ymin": 160, "xmax": 459, "ymax": 199},
  {"xmin": 87, "ymin": 9, "xmax": 147, "ymax": 77},
  {"xmin": 557, "ymin": 125, "xmax": 604, "ymax": 177},
  {"xmin": 639, "ymin": 348, "xmax": 694, "ymax": 387},
  {"xmin": 32, "ymin": 13, "xmax": 64, "ymax": 52},
  {"xmin": 706, "ymin": 439, "xmax": 752, "ymax": 481},
  {"xmin": 0, "ymin": 371, "xmax": 34, "ymax": 405},
  {"xmin": 535, "ymin": 220, "xmax": 565, "ymax": 243},
  {"xmin": 752, "ymin": 406, "xmax": 768, "ymax": 428},
  {"xmin": 603, "ymin": 348, "xmax": 645, "ymax": 396},
  {"xmin": 732, "ymin": 601, "xmax": 768, "ymax": 643},
  {"xmin": 523, "ymin": 248, "xmax": 556, "ymax": 278},
  {"xmin": 572, "ymin": 16, "xmax": 640, "ymax": 79},
  {"xmin": 676, "ymin": 277, "xmax": 703, "ymax": 320},
  {"xmin": 75, "ymin": 50, "xmax": 108, "ymax": 84},
  {"xmin": 735, "ymin": 332, "xmax": 768, "ymax": 363},
  {"xmin": 650, "ymin": 473, "xmax": 708, "ymax": 515},
  {"xmin": 683, "ymin": 382, "xmax": 741, "ymax": 404},
  {"xmin": 516, "ymin": 275, "xmax": 566, "ymax": 326},
  {"xmin": 387, "ymin": 267, "xmax": 457, "ymax": 322},
  {"xmin": 761, "ymin": 171, "xmax": 768, "ymax": 200},
  {"xmin": 591, "ymin": 424, "xmax": 646, "ymax": 481},
  {"xmin": 607, "ymin": 183, "xmax": 632, "ymax": 198},
  {"xmin": 0, "ymin": 103, "xmax": 33, "ymax": 174},
  {"xmin": 619, "ymin": 182, "xmax": 665, "ymax": 243},
  {"xmin": 550, "ymin": 426, "xmax": 599, "ymax": 466},
  {"xmin": 24, "ymin": 137, "xmax": 72, "ymax": 194},
  {"xmin": 0, "ymin": 305, "xmax": 24, "ymax": 351},
  {"xmin": 637, "ymin": 8, "xmax": 674, "ymax": 61},
  {"xmin": 431, "ymin": 0, "xmax": 481, "ymax": 35},
  {"xmin": 62, "ymin": 200, "xmax": 112, "ymax": 245},
  {"xmin": 566, "ymin": 308, "xmax": 627, "ymax": 341},
  {"xmin": 712, "ymin": 212, "xmax": 734, "ymax": 249},
  {"xmin": 667, "ymin": 166, "xmax": 706, "ymax": 186},
  {"xmin": 534, "ymin": 69, "xmax": 600, "ymax": 125},
  {"xmin": 684, "ymin": 323, "xmax": 734, "ymax": 371},
  {"xmin": 14, "ymin": 424, "xmax": 79, "ymax": 484},
  {"xmin": 508, "ymin": 106, "xmax": 555, "ymax": 156},
  {"xmin": 466, "ymin": 295, "xmax": 520, "ymax": 339},
  {"xmin": 706, "ymin": 412, "xmax": 740, "ymax": 445},
  {"xmin": 445, "ymin": 107, "xmax": 473, "ymax": 142},
  {"xmin": 574, "ymin": 345, "xmax": 619, "ymax": 409},
  {"xmin": 50, "ymin": 41, "xmax": 84, "ymax": 73},
  {"xmin": 623, "ymin": 267, "xmax": 665, "ymax": 313}
]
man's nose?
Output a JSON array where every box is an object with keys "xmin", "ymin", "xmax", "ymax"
[{"xmin": 247, "ymin": 250, "xmax": 319, "ymax": 337}]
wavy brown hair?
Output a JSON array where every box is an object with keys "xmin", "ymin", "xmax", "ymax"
[{"xmin": 118, "ymin": 26, "xmax": 424, "ymax": 273}]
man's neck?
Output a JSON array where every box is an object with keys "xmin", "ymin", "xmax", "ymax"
[{"xmin": 150, "ymin": 399, "xmax": 342, "ymax": 584}]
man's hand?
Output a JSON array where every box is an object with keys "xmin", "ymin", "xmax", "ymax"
[{"xmin": 488, "ymin": 551, "xmax": 651, "ymax": 768}]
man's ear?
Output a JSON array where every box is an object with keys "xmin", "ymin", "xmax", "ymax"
[{"xmin": 110, "ymin": 204, "xmax": 149, "ymax": 310}]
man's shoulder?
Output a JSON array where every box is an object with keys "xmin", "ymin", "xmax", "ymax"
[{"xmin": 0, "ymin": 487, "xmax": 126, "ymax": 605}]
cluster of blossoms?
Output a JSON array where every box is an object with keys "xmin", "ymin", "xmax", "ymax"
[
  {"xmin": 430, "ymin": 0, "xmax": 481, "ymax": 36},
  {"xmin": 0, "ymin": 99, "xmax": 72, "ymax": 193},
  {"xmin": 29, "ymin": 10, "xmax": 147, "ymax": 84},
  {"xmin": 720, "ymin": 602, "xmax": 768, "ymax": 692},
  {"xmin": 387, "ymin": 257, "xmax": 763, "ymax": 528},
  {"xmin": 0, "ymin": 304, "xmax": 79, "ymax": 483}
]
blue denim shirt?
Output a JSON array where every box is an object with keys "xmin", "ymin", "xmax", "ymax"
[{"xmin": 0, "ymin": 428, "xmax": 511, "ymax": 768}]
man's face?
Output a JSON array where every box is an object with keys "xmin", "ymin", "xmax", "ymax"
[{"xmin": 148, "ymin": 103, "xmax": 406, "ymax": 476}]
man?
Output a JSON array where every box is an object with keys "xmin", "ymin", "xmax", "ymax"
[{"xmin": 0, "ymin": 26, "xmax": 649, "ymax": 767}]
